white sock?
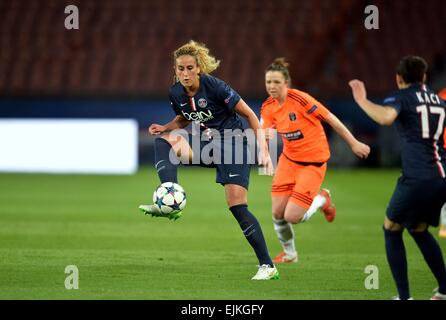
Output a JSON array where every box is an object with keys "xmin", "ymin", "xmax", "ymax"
[
  {"xmin": 282, "ymin": 239, "xmax": 297, "ymax": 256},
  {"xmin": 301, "ymin": 194, "xmax": 326, "ymax": 223},
  {"xmin": 272, "ymin": 218, "xmax": 296, "ymax": 255}
]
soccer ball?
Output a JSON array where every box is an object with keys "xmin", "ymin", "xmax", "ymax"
[{"xmin": 153, "ymin": 182, "xmax": 187, "ymax": 214}]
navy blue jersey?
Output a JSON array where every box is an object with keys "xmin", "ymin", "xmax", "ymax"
[
  {"xmin": 169, "ymin": 74, "xmax": 243, "ymax": 134},
  {"xmin": 383, "ymin": 83, "xmax": 446, "ymax": 179}
]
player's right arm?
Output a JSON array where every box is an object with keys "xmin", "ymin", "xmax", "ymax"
[
  {"xmin": 149, "ymin": 115, "xmax": 190, "ymax": 135},
  {"xmin": 260, "ymin": 100, "xmax": 276, "ymax": 142},
  {"xmin": 349, "ymin": 79, "xmax": 398, "ymax": 126}
]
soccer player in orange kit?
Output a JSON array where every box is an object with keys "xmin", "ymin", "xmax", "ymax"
[{"xmin": 261, "ymin": 58, "xmax": 371, "ymax": 263}]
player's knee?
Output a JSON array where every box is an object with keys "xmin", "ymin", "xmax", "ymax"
[
  {"xmin": 284, "ymin": 211, "xmax": 303, "ymax": 224},
  {"xmin": 272, "ymin": 210, "xmax": 285, "ymax": 220},
  {"xmin": 272, "ymin": 204, "xmax": 285, "ymax": 220},
  {"xmin": 226, "ymin": 194, "xmax": 247, "ymax": 208},
  {"xmin": 382, "ymin": 225, "xmax": 404, "ymax": 238},
  {"xmin": 383, "ymin": 217, "xmax": 404, "ymax": 231},
  {"xmin": 408, "ymin": 223, "xmax": 429, "ymax": 234}
]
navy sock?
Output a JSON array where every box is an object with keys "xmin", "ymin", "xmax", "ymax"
[
  {"xmin": 409, "ymin": 230, "xmax": 446, "ymax": 294},
  {"xmin": 154, "ymin": 138, "xmax": 178, "ymax": 184},
  {"xmin": 230, "ymin": 204, "xmax": 273, "ymax": 267},
  {"xmin": 383, "ymin": 227, "xmax": 410, "ymax": 299}
]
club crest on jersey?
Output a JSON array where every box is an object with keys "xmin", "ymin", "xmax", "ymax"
[
  {"xmin": 198, "ymin": 98, "xmax": 208, "ymax": 108},
  {"xmin": 289, "ymin": 112, "xmax": 297, "ymax": 121}
]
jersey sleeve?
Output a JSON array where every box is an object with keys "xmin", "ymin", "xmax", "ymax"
[
  {"xmin": 383, "ymin": 94, "xmax": 402, "ymax": 114},
  {"xmin": 215, "ymin": 81, "xmax": 241, "ymax": 111},
  {"xmin": 168, "ymin": 92, "xmax": 182, "ymax": 116},
  {"xmin": 298, "ymin": 91, "xmax": 330, "ymax": 122}
]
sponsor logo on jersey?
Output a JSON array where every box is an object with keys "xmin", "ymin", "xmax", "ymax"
[
  {"xmin": 181, "ymin": 109, "xmax": 214, "ymax": 122},
  {"xmin": 281, "ymin": 130, "xmax": 304, "ymax": 141}
]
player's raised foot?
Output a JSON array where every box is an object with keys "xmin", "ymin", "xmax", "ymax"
[
  {"xmin": 251, "ymin": 264, "xmax": 280, "ymax": 280},
  {"xmin": 431, "ymin": 288, "xmax": 446, "ymax": 300},
  {"xmin": 139, "ymin": 204, "xmax": 183, "ymax": 221},
  {"xmin": 320, "ymin": 189, "xmax": 336, "ymax": 222},
  {"xmin": 168, "ymin": 210, "xmax": 182, "ymax": 221},
  {"xmin": 439, "ymin": 225, "xmax": 446, "ymax": 238},
  {"xmin": 272, "ymin": 252, "xmax": 298, "ymax": 264},
  {"xmin": 139, "ymin": 204, "xmax": 163, "ymax": 216}
]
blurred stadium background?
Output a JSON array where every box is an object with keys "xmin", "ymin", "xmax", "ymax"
[
  {"xmin": 1, "ymin": 0, "xmax": 445, "ymax": 169},
  {"xmin": 1, "ymin": 0, "xmax": 446, "ymax": 300}
]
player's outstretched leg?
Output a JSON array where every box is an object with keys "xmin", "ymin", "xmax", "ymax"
[
  {"xmin": 229, "ymin": 204, "xmax": 279, "ymax": 280},
  {"xmin": 154, "ymin": 137, "xmax": 179, "ymax": 183},
  {"xmin": 139, "ymin": 137, "xmax": 181, "ymax": 219}
]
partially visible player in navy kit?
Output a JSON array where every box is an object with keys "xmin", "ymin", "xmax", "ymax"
[
  {"xmin": 139, "ymin": 40, "xmax": 279, "ymax": 280},
  {"xmin": 349, "ymin": 55, "xmax": 446, "ymax": 300}
]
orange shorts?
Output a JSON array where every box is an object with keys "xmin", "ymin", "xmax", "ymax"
[{"xmin": 271, "ymin": 155, "xmax": 327, "ymax": 208}]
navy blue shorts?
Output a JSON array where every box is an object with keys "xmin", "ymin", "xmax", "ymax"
[
  {"xmin": 386, "ymin": 176, "xmax": 446, "ymax": 229},
  {"xmin": 186, "ymin": 133, "xmax": 252, "ymax": 190}
]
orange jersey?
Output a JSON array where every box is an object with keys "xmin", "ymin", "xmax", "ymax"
[{"xmin": 261, "ymin": 88, "xmax": 330, "ymax": 163}]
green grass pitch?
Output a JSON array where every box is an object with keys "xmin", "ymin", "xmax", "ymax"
[{"xmin": 0, "ymin": 167, "xmax": 444, "ymax": 300}]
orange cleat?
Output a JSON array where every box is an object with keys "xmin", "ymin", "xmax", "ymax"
[
  {"xmin": 272, "ymin": 252, "xmax": 298, "ymax": 263},
  {"xmin": 320, "ymin": 189, "xmax": 336, "ymax": 223}
]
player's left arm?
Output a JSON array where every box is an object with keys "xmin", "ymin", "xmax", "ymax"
[
  {"xmin": 234, "ymin": 99, "xmax": 273, "ymax": 175},
  {"xmin": 324, "ymin": 113, "xmax": 370, "ymax": 159},
  {"xmin": 349, "ymin": 79, "xmax": 398, "ymax": 126}
]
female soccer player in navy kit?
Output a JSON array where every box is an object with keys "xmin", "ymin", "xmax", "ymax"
[
  {"xmin": 349, "ymin": 56, "xmax": 446, "ymax": 300},
  {"xmin": 139, "ymin": 40, "xmax": 279, "ymax": 280}
]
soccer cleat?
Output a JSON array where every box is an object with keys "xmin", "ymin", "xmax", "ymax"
[
  {"xmin": 431, "ymin": 288, "xmax": 446, "ymax": 300},
  {"xmin": 139, "ymin": 204, "xmax": 182, "ymax": 221},
  {"xmin": 272, "ymin": 252, "xmax": 298, "ymax": 263},
  {"xmin": 392, "ymin": 296, "xmax": 413, "ymax": 300},
  {"xmin": 320, "ymin": 189, "xmax": 336, "ymax": 222},
  {"xmin": 439, "ymin": 225, "xmax": 446, "ymax": 238},
  {"xmin": 251, "ymin": 264, "xmax": 280, "ymax": 280}
]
